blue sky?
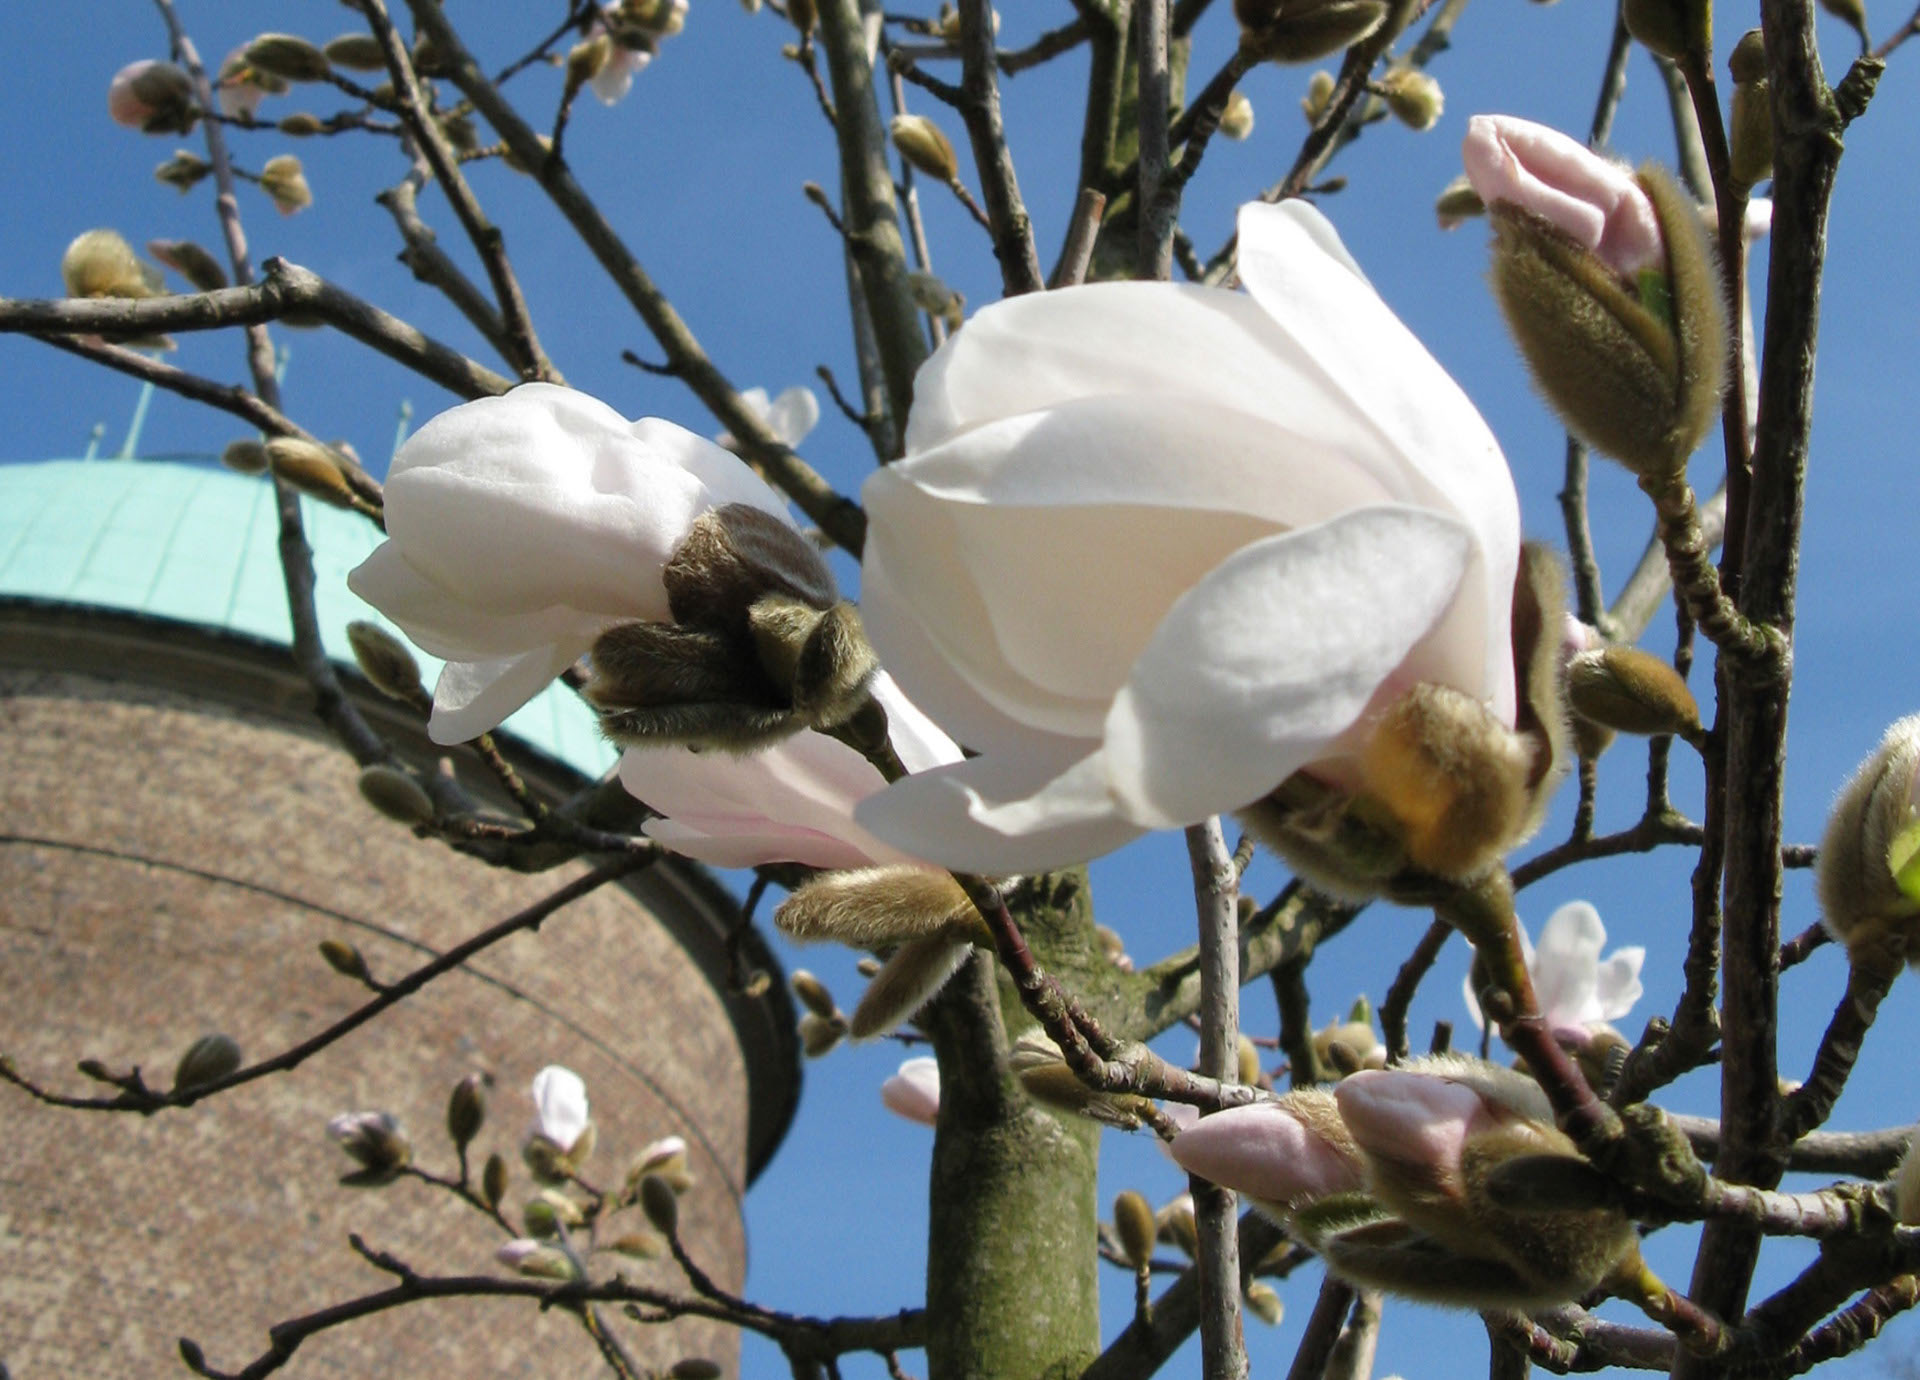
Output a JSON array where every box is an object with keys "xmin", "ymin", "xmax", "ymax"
[{"xmin": 5, "ymin": 2, "xmax": 1920, "ymax": 1376}]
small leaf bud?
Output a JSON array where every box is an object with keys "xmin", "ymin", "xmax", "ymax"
[
  {"xmin": 502, "ymin": 135, "xmax": 555, "ymax": 176},
  {"xmin": 258, "ymin": 154, "xmax": 313, "ymax": 215},
  {"xmin": 322, "ymin": 33, "xmax": 390, "ymax": 72},
  {"xmin": 155, "ymin": 150, "xmax": 213, "ymax": 193},
  {"xmin": 447, "ymin": 1072, "xmax": 488, "ymax": 1150},
  {"xmin": 1565, "ymin": 647, "xmax": 1700, "ymax": 741},
  {"xmin": 890, "ymin": 114, "xmax": 960, "ymax": 182},
  {"xmin": 1729, "ymin": 79, "xmax": 1773, "ymax": 188},
  {"xmin": 276, "ymin": 113, "xmax": 327, "ymax": 137},
  {"xmin": 609, "ymin": 1229, "xmax": 669, "ymax": 1258},
  {"xmin": 147, "ymin": 238, "xmax": 229, "ymax": 292},
  {"xmin": 669, "ymin": 1361, "xmax": 723, "ymax": 1380},
  {"xmin": 1817, "ymin": 0, "xmax": 1872, "ymax": 47},
  {"xmin": 318, "ymin": 938, "xmax": 371, "ymax": 981},
  {"xmin": 1237, "ymin": 1034, "xmax": 1264, "ymax": 1086},
  {"xmin": 497, "ymin": 1239, "xmax": 578, "ymax": 1280},
  {"xmin": 245, "ymin": 34, "xmax": 333, "ymax": 83},
  {"xmin": 346, "ymin": 620, "xmax": 427, "ymax": 702},
  {"xmin": 1377, "ymin": 68, "xmax": 1443, "ymax": 130},
  {"xmin": 1215, "ymin": 90, "xmax": 1255, "ymax": 141},
  {"xmin": 790, "ymin": 969, "xmax": 839, "ymax": 1020},
  {"xmin": 173, "ymin": 1033, "xmax": 242, "ymax": 1091},
  {"xmin": 1157, "ymin": 1194, "xmax": 1199, "ymax": 1256},
  {"xmin": 1623, "ymin": 0, "xmax": 1711, "ymax": 61},
  {"xmin": 847, "ymin": 932, "xmax": 974, "ymax": 1040},
  {"xmin": 1244, "ymin": 1281, "xmax": 1286, "ymax": 1326},
  {"xmin": 905, "ymin": 271, "xmax": 965, "ymax": 331},
  {"xmin": 1818, "ymin": 716, "xmax": 1920, "ymax": 968},
  {"xmin": 639, "ymin": 1173, "xmax": 680, "ymax": 1236},
  {"xmin": 776, "ymin": 866, "xmax": 977, "ymax": 949},
  {"xmin": 568, "ymin": 34, "xmax": 613, "ymax": 86},
  {"xmin": 357, "ymin": 764, "xmax": 435, "ymax": 826},
  {"xmin": 799, "ymin": 1011, "xmax": 845, "ymax": 1058},
  {"xmin": 788, "ymin": 0, "xmax": 818, "ymax": 33},
  {"xmin": 1302, "ymin": 70, "xmax": 1336, "ymax": 123},
  {"xmin": 179, "ymin": 1338, "xmax": 207, "ymax": 1372},
  {"xmin": 1114, "ymin": 1190, "xmax": 1158, "ymax": 1270},
  {"xmin": 1435, "ymin": 174, "xmax": 1486, "ymax": 229},
  {"xmin": 266, "ymin": 437, "xmax": 356, "ymax": 507},
  {"xmin": 483, "ymin": 1152, "xmax": 509, "ymax": 1209},
  {"xmin": 219, "ymin": 439, "xmax": 269, "ymax": 475},
  {"xmin": 327, "ymin": 1110, "xmax": 413, "ymax": 1179},
  {"xmin": 77, "ymin": 1058, "xmax": 120, "ymax": 1084}
]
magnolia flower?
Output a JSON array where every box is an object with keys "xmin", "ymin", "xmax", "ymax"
[
  {"xmin": 853, "ymin": 199, "xmax": 1520, "ymax": 873},
  {"xmin": 215, "ymin": 45, "xmax": 279, "ymax": 119},
  {"xmin": 1461, "ymin": 114, "xmax": 1663, "ymax": 276},
  {"xmin": 619, "ymin": 672, "xmax": 960, "ymax": 868},
  {"xmin": 107, "ymin": 60, "xmax": 196, "ymax": 134},
  {"xmin": 528, "ymin": 1065, "xmax": 591, "ymax": 1154},
  {"xmin": 715, "ymin": 384, "xmax": 821, "ymax": 453},
  {"xmin": 587, "ymin": 23, "xmax": 654, "ymax": 104},
  {"xmin": 327, "ymin": 1110, "xmax": 412, "ymax": 1179},
  {"xmin": 1462, "ymin": 900, "xmax": 1644, "ymax": 1036},
  {"xmin": 1169, "ymin": 1092, "xmax": 1364, "ymax": 1211},
  {"xmin": 880, "ymin": 1055, "xmax": 941, "ymax": 1125},
  {"xmin": 347, "ymin": 383, "xmax": 797, "ymax": 744}
]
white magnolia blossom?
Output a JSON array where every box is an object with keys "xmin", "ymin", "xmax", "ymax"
[
  {"xmin": 347, "ymin": 383, "xmax": 796, "ymax": 744},
  {"xmin": 528, "ymin": 1064, "xmax": 591, "ymax": 1153},
  {"xmin": 853, "ymin": 200, "xmax": 1521, "ymax": 872},
  {"xmin": 1463, "ymin": 900, "xmax": 1644, "ymax": 1033},
  {"xmin": 715, "ymin": 384, "xmax": 821, "ymax": 453},
  {"xmin": 880, "ymin": 1055, "xmax": 940, "ymax": 1126},
  {"xmin": 618, "ymin": 672, "xmax": 961, "ymax": 869}
]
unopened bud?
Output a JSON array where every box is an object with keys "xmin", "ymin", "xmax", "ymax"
[
  {"xmin": 173, "ymin": 1033, "xmax": 242, "ymax": 1091},
  {"xmin": 502, "ymin": 134, "xmax": 554, "ymax": 175},
  {"xmin": 346, "ymin": 620, "xmax": 427, "ymax": 702},
  {"xmin": 259, "ymin": 154, "xmax": 313, "ymax": 215},
  {"xmin": 266, "ymin": 437, "xmax": 355, "ymax": 507},
  {"xmin": 447, "ymin": 1073, "xmax": 488, "ymax": 1149},
  {"xmin": 357, "ymin": 763, "xmax": 435, "ymax": 825},
  {"xmin": 639, "ymin": 1173, "xmax": 680, "ymax": 1235},
  {"xmin": 1157, "ymin": 1194, "xmax": 1199, "ymax": 1256},
  {"xmin": 323, "ymin": 33, "xmax": 390, "ymax": 72},
  {"xmin": 327, "ymin": 1110, "xmax": 413, "ymax": 1179},
  {"xmin": 1435, "ymin": 174, "xmax": 1486, "ymax": 229},
  {"xmin": 623, "ymin": 0, "xmax": 690, "ymax": 36},
  {"xmin": 1302, "ymin": 69, "xmax": 1336, "ymax": 123},
  {"xmin": 1237, "ymin": 1034, "xmax": 1263, "ymax": 1086},
  {"xmin": 1896, "ymin": 1135, "xmax": 1920, "ymax": 1225},
  {"xmin": 277, "ymin": 113, "xmax": 328, "ymax": 137},
  {"xmin": 497, "ymin": 1239, "xmax": 578, "ymax": 1280},
  {"xmin": 109, "ymin": 60, "xmax": 198, "ymax": 135},
  {"xmin": 522, "ymin": 1196, "xmax": 561, "ymax": 1237},
  {"xmin": 1378, "ymin": 68, "xmax": 1443, "ymax": 130},
  {"xmin": 906, "ymin": 271, "xmax": 965, "ymax": 331},
  {"xmin": 609, "ymin": 1229, "xmax": 668, "ymax": 1258},
  {"xmin": 777, "ymin": 866, "xmax": 976, "ymax": 949},
  {"xmin": 1817, "ymin": 0, "xmax": 1872, "ymax": 46},
  {"xmin": 62, "ymin": 229, "xmax": 159, "ymax": 300},
  {"xmin": 1241, "ymin": 0, "xmax": 1389, "ymax": 64},
  {"xmin": 1565, "ymin": 647, "xmax": 1701, "ymax": 740},
  {"xmin": 1623, "ymin": 0, "xmax": 1711, "ymax": 60},
  {"xmin": 147, "ymin": 238, "xmax": 229, "ymax": 292},
  {"xmin": 483, "ymin": 1152, "xmax": 509, "ymax": 1208},
  {"xmin": 890, "ymin": 114, "xmax": 959, "ymax": 182},
  {"xmin": 77, "ymin": 1058, "xmax": 119, "ymax": 1084},
  {"xmin": 788, "ymin": 0, "xmax": 818, "ymax": 32},
  {"xmin": 568, "ymin": 34, "xmax": 613, "ymax": 85},
  {"xmin": 790, "ymin": 969, "xmax": 838, "ymax": 1020},
  {"xmin": 318, "ymin": 938, "xmax": 371, "ymax": 981},
  {"xmin": 155, "ymin": 150, "xmax": 213, "ymax": 193},
  {"xmin": 245, "ymin": 34, "xmax": 333, "ymax": 83},
  {"xmin": 669, "ymin": 1361, "xmax": 723, "ymax": 1380},
  {"xmin": 848, "ymin": 932, "xmax": 974, "ymax": 1040},
  {"xmin": 1218, "ymin": 89, "xmax": 1255, "ymax": 140},
  {"xmin": 1728, "ymin": 28, "xmax": 1768, "ymax": 82},
  {"xmin": 1818, "ymin": 716, "xmax": 1920, "ymax": 968},
  {"xmin": 1114, "ymin": 1190, "xmax": 1158, "ymax": 1270},
  {"xmin": 1729, "ymin": 78, "xmax": 1773, "ymax": 187},
  {"xmin": 1244, "ymin": 1281, "xmax": 1286, "ymax": 1325},
  {"xmin": 799, "ymin": 1011, "xmax": 844, "ymax": 1058}
]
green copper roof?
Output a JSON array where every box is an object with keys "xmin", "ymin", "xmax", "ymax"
[{"xmin": 0, "ymin": 457, "xmax": 618, "ymax": 779}]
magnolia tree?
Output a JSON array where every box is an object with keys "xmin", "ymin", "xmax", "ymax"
[{"xmin": 2, "ymin": 0, "xmax": 1918, "ymax": 1377}]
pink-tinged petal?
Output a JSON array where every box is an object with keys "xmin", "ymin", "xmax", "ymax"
[
  {"xmin": 1532, "ymin": 900, "xmax": 1606, "ymax": 1025},
  {"xmin": 529, "ymin": 1065, "xmax": 590, "ymax": 1152},
  {"xmin": 1102, "ymin": 507, "xmax": 1473, "ymax": 829},
  {"xmin": 880, "ymin": 1056, "xmax": 941, "ymax": 1126},
  {"xmin": 107, "ymin": 61, "xmax": 158, "ymax": 129},
  {"xmin": 1591, "ymin": 947, "xmax": 1646, "ymax": 1022},
  {"xmin": 1170, "ymin": 1103, "xmax": 1364, "ymax": 1205},
  {"xmin": 854, "ymin": 743, "xmax": 1147, "ymax": 875},
  {"xmin": 1335, "ymin": 1070, "xmax": 1484, "ymax": 1176},
  {"xmin": 1461, "ymin": 115, "xmax": 1663, "ymax": 276},
  {"xmin": 428, "ymin": 643, "xmax": 588, "ymax": 745},
  {"xmin": 495, "ymin": 1238, "xmax": 545, "ymax": 1267}
]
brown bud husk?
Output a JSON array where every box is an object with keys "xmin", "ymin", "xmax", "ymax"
[
  {"xmin": 639, "ymin": 1173, "xmax": 681, "ymax": 1235},
  {"xmin": 483, "ymin": 1152, "xmax": 510, "ymax": 1208},
  {"xmin": 155, "ymin": 150, "xmax": 213, "ymax": 192},
  {"xmin": 322, "ymin": 33, "xmax": 390, "ymax": 72},
  {"xmin": 790, "ymin": 969, "xmax": 839, "ymax": 1020},
  {"xmin": 890, "ymin": 114, "xmax": 960, "ymax": 182},
  {"xmin": 752, "ymin": 598, "xmax": 880, "ymax": 729},
  {"xmin": 346, "ymin": 620, "xmax": 427, "ymax": 702},
  {"xmin": 1509, "ymin": 543, "xmax": 1574, "ymax": 836},
  {"xmin": 318, "ymin": 938, "xmax": 370, "ymax": 981},
  {"xmin": 1377, "ymin": 68, "xmax": 1443, "ymax": 131},
  {"xmin": 1565, "ymin": 646, "xmax": 1701, "ymax": 741},
  {"xmin": 1435, "ymin": 174, "xmax": 1486, "ymax": 229},
  {"xmin": 1114, "ymin": 1190, "xmax": 1159, "ymax": 1270},
  {"xmin": 245, "ymin": 34, "xmax": 333, "ymax": 83},
  {"xmin": 1623, "ymin": 0, "xmax": 1711, "ymax": 60},
  {"xmin": 847, "ymin": 931, "xmax": 975, "ymax": 1039},
  {"xmin": 775, "ymin": 866, "xmax": 977, "ymax": 948},
  {"xmin": 798, "ymin": 1011, "xmax": 847, "ymax": 1057},
  {"xmin": 357, "ymin": 764, "xmax": 435, "ymax": 825},
  {"xmin": 173, "ymin": 1033, "xmax": 242, "ymax": 1091},
  {"xmin": 1237, "ymin": 773, "xmax": 1410, "ymax": 901},
  {"xmin": 1242, "ymin": 0, "xmax": 1389, "ymax": 63},
  {"xmin": 147, "ymin": 238, "xmax": 229, "ymax": 292},
  {"xmin": 1817, "ymin": 715, "xmax": 1920, "ymax": 965},
  {"xmin": 267, "ymin": 437, "xmax": 356, "ymax": 507},
  {"xmin": 668, "ymin": 504, "xmax": 838, "ymax": 630},
  {"xmin": 1486, "ymin": 165, "xmax": 1726, "ymax": 484},
  {"xmin": 447, "ymin": 1073, "xmax": 487, "ymax": 1149}
]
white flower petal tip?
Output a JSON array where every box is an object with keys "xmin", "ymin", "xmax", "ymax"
[
  {"xmin": 1461, "ymin": 114, "xmax": 1664, "ymax": 277},
  {"xmin": 857, "ymin": 199, "xmax": 1520, "ymax": 873},
  {"xmin": 1461, "ymin": 900, "xmax": 1642, "ymax": 1033},
  {"xmin": 716, "ymin": 383, "xmax": 822, "ymax": 451},
  {"xmin": 880, "ymin": 1056, "xmax": 941, "ymax": 1126},
  {"xmin": 1170, "ymin": 1102, "xmax": 1364, "ymax": 1206},
  {"xmin": 529, "ymin": 1065, "xmax": 590, "ymax": 1152}
]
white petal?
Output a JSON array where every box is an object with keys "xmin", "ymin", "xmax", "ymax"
[
  {"xmin": 1530, "ymin": 901, "xmax": 1607, "ymax": 1025},
  {"xmin": 1592, "ymin": 947, "xmax": 1646, "ymax": 1022},
  {"xmin": 348, "ymin": 542, "xmax": 604, "ymax": 662},
  {"xmin": 854, "ymin": 745, "xmax": 1146, "ymax": 874},
  {"xmin": 1101, "ymin": 507, "xmax": 1474, "ymax": 829},
  {"xmin": 1237, "ymin": 201, "xmax": 1520, "ymax": 722},
  {"xmin": 764, "ymin": 386, "xmax": 821, "ymax": 447},
  {"xmin": 867, "ymin": 671, "xmax": 963, "ymax": 775},
  {"xmin": 428, "ymin": 642, "xmax": 588, "ymax": 744},
  {"xmin": 530, "ymin": 1065, "xmax": 589, "ymax": 1149}
]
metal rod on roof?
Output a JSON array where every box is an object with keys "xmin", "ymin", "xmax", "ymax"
[
  {"xmin": 82, "ymin": 421, "xmax": 105, "ymax": 461},
  {"xmin": 116, "ymin": 381, "xmax": 156, "ymax": 459},
  {"xmin": 390, "ymin": 399, "xmax": 413, "ymax": 464}
]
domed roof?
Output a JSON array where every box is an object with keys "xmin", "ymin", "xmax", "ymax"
[{"xmin": 0, "ymin": 456, "xmax": 618, "ymax": 777}]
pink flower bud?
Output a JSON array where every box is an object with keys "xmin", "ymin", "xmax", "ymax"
[
  {"xmin": 1169, "ymin": 1097, "xmax": 1365, "ymax": 1208},
  {"xmin": 880, "ymin": 1056, "xmax": 941, "ymax": 1126},
  {"xmin": 1334, "ymin": 1069, "xmax": 1486, "ymax": 1193},
  {"xmin": 1462, "ymin": 115, "xmax": 1663, "ymax": 277}
]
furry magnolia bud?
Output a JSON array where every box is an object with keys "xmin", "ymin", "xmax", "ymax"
[
  {"xmin": 318, "ymin": 938, "xmax": 371, "ymax": 981},
  {"xmin": 357, "ymin": 764, "xmax": 435, "ymax": 825},
  {"xmin": 1566, "ymin": 646, "xmax": 1701, "ymax": 741},
  {"xmin": 259, "ymin": 154, "xmax": 313, "ymax": 215},
  {"xmin": 1623, "ymin": 0, "xmax": 1711, "ymax": 60},
  {"xmin": 483, "ymin": 1152, "xmax": 510, "ymax": 1209},
  {"xmin": 639, "ymin": 1172, "xmax": 681, "ymax": 1235},
  {"xmin": 156, "ymin": 150, "xmax": 213, "ymax": 193},
  {"xmin": 62, "ymin": 229, "xmax": 162, "ymax": 300},
  {"xmin": 1377, "ymin": 68, "xmax": 1443, "ymax": 131},
  {"xmin": 1219, "ymin": 90, "xmax": 1255, "ymax": 140},
  {"xmin": 174, "ymin": 1033, "xmax": 243, "ymax": 1091},
  {"xmin": 328, "ymin": 1110, "xmax": 413, "ymax": 1182},
  {"xmin": 322, "ymin": 33, "xmax": 389, "ymax": 72},
  {"xmin": 1114, "ymin": 1190, "xmax": 1159, "ymax": 1270},
  {"xmin": 1435, "ymin": 174, "xmax": 1486, "ymax": 229},
  {"xmin": 1487, "ymin": 165, "xmax": 1727, "ymax": 484},
  {"xmin": 147, "ymin": 238, "xmax": 229, "ymax": 292},
  {"xmin": 1301, "ymin": 69, "xmax": 1336, "ymax": 123},
  {"xmin": 244, "ymin": 34, "xmax": 334, "ymax": 83},
  {"xmin": 1239, "ymin": 0, "xmax": 1389, "ymax": 63},
  {"xmin": 1245, "ymin": 1281, "xmax": 1286, "ymax": 1326},
  {"xmin": 1818, "ymin": 716, "xmax": 1920, "ymax": 968},
  {"xmin": 109, "ymin": 60, "xmax": 198, "ymax": 135},
  {"xmin": 346, "ymin": 620, "xmax": 427, "ymax": 702},
  {"xmin": 848, "ymin": 931, "xmax": 975, "ymax": 1039},
  {"xmin": 775, "ymin": 866, "xmax": 977, "ymax": 948},
  {"xmin": 890, "ymin": 114, "xmax": 960, "ymax": 183},
  {"xmin": 790, "ymin": 969, "xmax": 838, "ymax": 1020},
  {"xmin": 798, "ymin": 1010, "xmax": 847, "ymax": 1057},
  {"xmin": 267, "ymin": 437, "xmax": 357, "ymax": 507},
  {"xmin": 447, "ymin": 1073, "xmax": 488, "ymax": 1150}
]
